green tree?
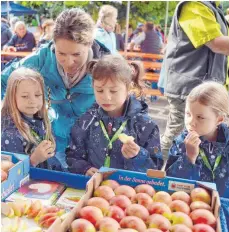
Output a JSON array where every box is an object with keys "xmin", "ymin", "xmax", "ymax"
[{"xmin": 19, "ymin": 1, "xmax": 178, "ymax": 29}]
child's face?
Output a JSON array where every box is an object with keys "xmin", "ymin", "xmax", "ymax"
[
  {"xmin": 185, "ymin": 101, "xmax": 223, "ymax": 138},
  {"xmin": 94, "ymin": 78, "xmax": 128, "ymax": 117},
  {"xmin": 16, "ymin": 80, "xmax": 43, "ymax": 118}
]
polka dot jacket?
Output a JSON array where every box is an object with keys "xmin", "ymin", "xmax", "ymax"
[
  {"xmin": 1, "ymin": 114, "xmax": 62, "ymax": 171},
  {"xmin": 166, "ymin": 124, "xmax": 229, "ymax": 198},
  {"xmin": 66, "ymin": 95, "xmax": 163, "ymax": 175}
]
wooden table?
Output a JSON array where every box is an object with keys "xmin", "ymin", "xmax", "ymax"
[
  {"xmin": 1, "ymin": 51, "xmax": 32, "ymax": 57},
  {"xmin": 120, "ymin": 51, "xmax": 163, "ymax": 60},
  {"xmin": 143, "ymin": 61, "xmax": 162, "ymax": 70},
  {"xmin": 143, "ymin": 72, "xmax": 160, "ymax": 82}
]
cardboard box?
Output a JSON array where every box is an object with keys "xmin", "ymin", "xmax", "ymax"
[
  {"xmin": 1, "ymin": 167, "xmax": 90, "ymax": 231},
  {"xmin": 1, "ymin": 152, "xmax": 30, "ymax": 200},
  {"xmin": 50, "ymin": 167, "xmax": 222, "ymax": 232}
]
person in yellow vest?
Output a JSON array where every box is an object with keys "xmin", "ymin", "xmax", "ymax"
[
  {"xmin": 225, "ymin": 8, "xmax": 229, "ymax": 23},
  {"xmin": 161, "ymin": 1, "xmax": 229, "ymax": 160}
]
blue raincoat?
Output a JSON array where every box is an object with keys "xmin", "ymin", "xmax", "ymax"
[
  {"xmin": 1, "ymin": 114, "xmax": 62, "ymax": 170},
  {"xmin": 66, "ymin": 95, "xmax": 163, "ymax": 174},
  {"xmin": 1, "ymin": 41, "xmax": 109, "ymax": 166},
  {"xmin": 166, "ymin": 123, "xmax": 229, "ymax": 198}
]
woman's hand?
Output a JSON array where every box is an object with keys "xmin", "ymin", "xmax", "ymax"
[
  {"xmin": 85, "ymin": 167, "xmax": 98, "ymax": 176},
  {"xmin": 30, "ymin": 140, "xmax": 55, "ymax": 166},
  {"xmin": 185, "ymin": 131, "xmax": 201, "ymax": 164},
  {"xmin": 7, "ymin": 46, "xmax": 17, "ymax": 52},
  {"xmin": 121, "ymin": 140, "xmax": 140, "ymax": 159}
]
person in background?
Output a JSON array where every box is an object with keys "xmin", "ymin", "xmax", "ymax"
[
  {"xmin": 3, "ymin": 21, "xmax": 36, "ymax": 52},
  {"xmin": 132, "ymin": 23, "xmax": 144, "ymax": 39},
  {"xmin": 9, "ymin": 16, "xmax": 19, "ymax": 33},
  {"xmin": 122, "ymin": 24, "xmax": 134, "ymax": 43},
  {"xmin": 155, "ymin": 25, "xmax": 164, "ymax": 43},
  {"xmin": 225, "ymin": 8, "xmax": 229, "ymax": 23},
  {"xmin": 66, "ymin": 55, "xmax": 162, "ymax": 176},
  {"xmin": 1, "ymin": 67, "xmax": 61, "ymax": 171},
  {"xmin": 95, "ymin": 5, "xmax": 118, "ymax": 54},
  {"xmin": 161, "ymin": 1, "xmax": 229, "ymax": 160},
  {"xmin": 1, "ymin": 18, "xmax": 12, "ymax": 49},
  {"xmin": 1, "ymin": 8, "xmax": 110, "ymax": 169},
  {"xmin": 115, "ymin": 23, "xmax": 124, "ymax": 51},
  {"xmin": 37, "ymin": 19, "xmax": 54, "ymax": 48},
  {"xmin": 166, "ymin": 82, "xmax": 229, "ymax": 198},
  {"xmin": 130, "ymin": 22, "xmax": 162, "ymax": 54}
]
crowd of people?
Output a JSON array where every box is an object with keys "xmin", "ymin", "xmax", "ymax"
[{"xmin": 1, "ymin": 2, "xmax": 229, "ymax": 204}]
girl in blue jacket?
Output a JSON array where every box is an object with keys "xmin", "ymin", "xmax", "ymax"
[
  {"xmin": 1, "ymin": 67, "xmax": 61, "ymax": 170},
  {"xmin": 1, "ymin": 9, "xmax": 110, "ymax": 168},
  {"xmin": 66, "ymin": 55, "xmax": 163, "ymax": 176},
  {"xmin": 166, "ymin": 82, "xmax": 229, "ymax": 198}
]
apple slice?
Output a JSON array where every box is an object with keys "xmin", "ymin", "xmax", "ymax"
[{"xmin": 118, "ymin": 134, "xmax": 134, "ymax": 143}]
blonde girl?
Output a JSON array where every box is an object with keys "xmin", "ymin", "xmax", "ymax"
[
  {"xmin": 1, "ymin": 67, "xmax": 60, "ymax": 170},
  {"xmin": 66, "ymin": 55, "xmax": 162, "ymax": 176},
  {"xmin": 167, "ymin": 81, "xmax": 229, "ymax": 197},
  {"xmin": 38, "ymin": 19, "xmax": 54, "ymax": 47}
]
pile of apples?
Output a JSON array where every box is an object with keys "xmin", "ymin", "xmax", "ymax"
[
  {"xmin": 2, "ymin": 199, "xmax": 66, "ymax": 231},
  {"xmin": 71, "ymin": 180, "xmax": 217, "ymax": 232},
  {"xmin": 1, "ymin": 160, "xmax": 15, "ymax": 182}
]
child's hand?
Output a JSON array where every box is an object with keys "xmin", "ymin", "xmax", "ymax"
[
  {"xmin": 85, "ymin": 167, "xmax": 98, "ymax": 176},
  {"xmin": 184, "ymin": 131, "xmax": 201, "ymax": 164},
  {"xmin": 121, "ymin": 140, "xmax": 140, "ymax": 159},
  {"xmin": 30, "ymin": 140, "xmax": 55, "ymax": 166}
]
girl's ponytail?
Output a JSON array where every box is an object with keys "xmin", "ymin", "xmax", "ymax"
[{"xmin": 129, "ymin": 61, "xmax": 144, "ymax": 97}]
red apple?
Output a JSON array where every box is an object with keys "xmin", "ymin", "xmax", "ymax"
[
  {"xmin": 171, "ymin": 224, "xmax": 192, "ymax": 232},
  {"xmin": 96, "ymin": 217, "xmax": 120, "ymax": 232},
  {"xmin": 191, "ymin": 188, "xmax": 211, "ymax": 205},
  {"xmin": 101, "ymin": 180, "xmax": 120, "ymax": 190},
  {"xmin": 190, "ymin": 209, "xmax": 216, "ymax": 228},
  {"xmin": 118, "ymin": 229, "xmax": 138, "ymax": 232},
  {"xmin": 153, "ymin": 191, "xmax": 172, "ymax": 205},
  {"xmin": 87, "ymin": 197, "xmax": 110, "ymax": 215},
  {"xmin": 171, "ymin": 191, "xmax": 191, "ymax": 205},
  {"xmin": 170, "ymin": 200, "xmax": 190, "ymax": 215},
  {"xmin": 135, "ymin": 184, "xmax": 156, "ymax": 197},
  {"xmin": 146, "ymin": 229, "xmax": 163, "ymax": 232},
  {"xmin": 146, "ymin": 214, "xmax": 171, "ymax": 232},
  {"xmin": 94, "ymin": 186, "xmax": 115, "ymax": 201},
  {"xmin": 125, "ymin": 204, "xmax": 149, "ymax": 221},
  {"xmin": 193, "ymin": 223, "xmax": 216, "ymax": 232},
  {"xmin": 120, "ymin": 216, "xmax": 147, "ymax": 232},
  {"xmin": 114, "ymin": 185, "xmax": 136, "ymax": 199},
  {"xmin": 131, "ymin": 193, "xmax": 153, "ymax": 208},
  {"xmin": 190, "ymin": 201, "xmax": 212, "ymax": 211},
  {"xmin": 71, "ymin": 218, "xmax": 96, "ymax": 232},
  {"xmin": 171, "ymin": 212, "xmax": 193, "ymax": 229},
  {"xmin": 106, "ymin": 205, "xmax": 125, "ymax": 222},
  {"xmin": 110, "ymin": 195, "xmax": 132, "ymax": 210},
  {"xmin": 148, "ymin": 202, "xmax": 171, "ymax": 216},
  {"xmin": 79, "ymin": 206, "xmax": 103, "ymax": 226}
]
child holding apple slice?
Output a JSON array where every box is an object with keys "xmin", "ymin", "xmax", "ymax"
[
  {"xmin": 66, "ymin": 55, "xmax": 163, "ymax": 176},
  {"xmin": 166, "ymin": 82, "xmax": 229, "ymax": 198}
]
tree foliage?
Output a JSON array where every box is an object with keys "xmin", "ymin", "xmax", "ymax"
[{"xmin": 19, "ymin": 1, "xmax": 178, "ymax": 29}]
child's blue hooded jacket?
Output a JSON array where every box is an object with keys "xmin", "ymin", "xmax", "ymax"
[
  {"xmin": 166, "ymin": 123, "xmax": 229, "ymax": 198},
  {"xmin": 1, "ymin": 114, "xmax": 62, "ymax": 171},
  {"xmin": 66, "ymin": 95, "xmax": 163, "ymax": 174}
]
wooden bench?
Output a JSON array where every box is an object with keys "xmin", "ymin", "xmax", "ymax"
[
  {"xmin": 143, "ymin": 88, "xmax": 163, "ymax": 96},
  {"xmin": 143, "ymin": 72, "xmax": 160, "ymax": 82},
  {"xmin": 143, "ymin": 61, "xmax": 162, "ymax": 70},
  {"xmin": 120, "ymin": 51, "xmax": 163, "ymax": 60}
]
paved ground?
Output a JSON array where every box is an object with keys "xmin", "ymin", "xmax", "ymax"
[{"xmin": 146, "ymin": 96, "xmax": 169, "ymax": 134}]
